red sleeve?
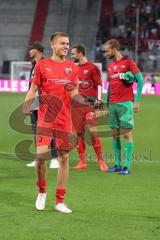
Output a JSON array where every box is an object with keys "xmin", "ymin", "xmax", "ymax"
[
  {"xmin": 93, "ymin": 65, "xmax": 102, "ymax": 85},
  {"xmin": 31, "ymin": 62, "xmax": 41, "ymax": 86},
  {"xmin": 128, "ymin": 59, "xmax": 140, "ymax": 74}
]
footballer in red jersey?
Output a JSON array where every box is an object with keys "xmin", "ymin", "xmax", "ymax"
[
  {"xmin": 26, "ymin": 42, "xmax": 59, "ymax": 169},
  {"xmin": 104, "ymin": 39, "xmax": 144, "ymax": 174},
  {"xmin": 78, "ymin": 61, "xmax": 102, "ymax": 97},
  {"xmin": 24, "ymin": 32, "xmax": 92, "ymax": 213},
  {"xmin": 107, "ymin": 57, "xmax": 140, "ymax": 103},
  {"xmin": 71, "ymin": 44, "xmax": 108, "ymax": 172}
]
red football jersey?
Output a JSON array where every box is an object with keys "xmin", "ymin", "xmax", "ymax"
[
  {"xmin": 32, "ymin": 58, "xmax": 78, "ymax": 126},
  {"xmin": 107, "ymin": 57, "xmax": 140, "ymax": 103},
  {"xmin": 78, "ymin": 61, "xmax": 102, "ymax": 97}
]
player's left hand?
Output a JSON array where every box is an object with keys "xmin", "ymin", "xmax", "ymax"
[
  {"xmin": 134, "ymin": 101, "xmax": 140, "ymax": 113},
  {"xmin": 119, "ymin": 71, "xmax": 134, "ymax": 84}
]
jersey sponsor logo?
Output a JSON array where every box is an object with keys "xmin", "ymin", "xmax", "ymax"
[
  {"xmin": 47, "ymin": 78, "xmax": 72, "ymax": 85},
  {"xmin": 65, "ymin": 68, "xmax": 72, "ymax": 75},
  {"xmin": 46, "ymin": 78, "xmax": 77, "ymax": 91},
  {"xmin": 110, "ymin": 73, "xmax": 119, "ymax": 79},
  {"xmin": 64, "ymin": 82, "xmax": 77, "ymax": 91},
  {"xmin": 121, "ymin": 65, "xmax": 126, "ymax": 68},
  {"xmin": 78, "ymin": 79, "xmax": 93, "ymax": 90},
  {"xmin": 83, "ymin": 69, "xmax": 89, "ymax": 74}
]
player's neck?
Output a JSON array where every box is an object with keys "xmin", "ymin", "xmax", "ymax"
[
  {"xmin": 34, "ymin": 54, "xmax": 43, "ymax": 63},
  {"xmin": 114, "ymin": 52, "xmax": 123, "ymax": 62},
  {"xmin": 78, "ymin": 56, "xmax": 88, "ymax": 65},
  {"xmin": 51, "ymin": 55, "xmax": 66, "ymax": 63}
]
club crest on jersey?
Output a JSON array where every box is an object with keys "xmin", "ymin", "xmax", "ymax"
[
  {"xmin": 65, "ymin": 68, "xmax": 72, "ymax": 75},
  {"xmin": 83, "ymin": 70, "xmax": 88, "ymax": 74}
]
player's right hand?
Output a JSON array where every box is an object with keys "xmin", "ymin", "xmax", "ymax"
[
  {"xmin": 94, "ymin": 99, "xmax": 104, "ymax": 110},
  {"xmin": 134, "ymin": 101, "xmax": 140, "ymax": 113},
  {"xmin": 23, "ymin": 103, "xmax": 31, "ymax": 115},
  {"xmin": 85, "ymin": 96, "xmax": 104, "ymax": 110}
]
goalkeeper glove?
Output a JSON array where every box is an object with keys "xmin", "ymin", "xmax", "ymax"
[{"xmin": 119, "ymin": 71, "xmax": 134, "ymax": 84}]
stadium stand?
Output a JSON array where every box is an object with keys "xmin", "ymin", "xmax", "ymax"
[
  {"xmin": 1, "ymin": 0, "xmax": 159, "ymax": 78},
  {"xmin": 28, "ymin": 0, "xmax": 49, "ymax": 52},
  {"xmin": 42, "ymin": 0, "xmax": 73, "ymax": 57},
  {"xmin": 43, "ymin": 0, "xmax": 101, "ymax": 59},
  {"xmin": 67, "ymin": 0, "xmax": 101, "ymax": 60},
  {"xmin": 96, "ymin": 0, "xmax": 160, "ymax": 72},
  {"xmin": 0, "ymin": 0, "xmax": 37, "ymax": 76},
  {"xmin": 0, "ymin": 0, "xmax": 101, "ymax": 77}
]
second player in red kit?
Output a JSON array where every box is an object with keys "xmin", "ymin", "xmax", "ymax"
[{"xmin": 71, "ymin": 44, "xmax": 108, "ymax": 172}]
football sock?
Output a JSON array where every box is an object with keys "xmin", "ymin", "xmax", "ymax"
[
  {"xmin": 37, "ymin": 179, "xmax": 47, "ymax": 193},
  {"xmin": 77, "ymin": 138, "xmax": 86, "ymax": 164},
  {"xmin": 56, "ymin": 188, "xmax": 66, "ymax": 204},
  {"xmin": 113, "ymin": 138, "xmax": 121, "ymax": 167},
  {"xmin": 124, "ymin": 142, "xmax": 134, "ymax": 170},
  {"xmin": 79, "ymin": 153, "xmax": 87, "ymax": 164},
  {"xmin": 92, "ymin": 136, "xmax": 104, "ymax": 162}
]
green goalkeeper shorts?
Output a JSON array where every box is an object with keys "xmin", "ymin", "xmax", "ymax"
[{"xmin": 108, "ymin": 101, "xmax": 134, "ymax": 129}]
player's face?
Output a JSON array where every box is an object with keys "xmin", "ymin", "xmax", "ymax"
[
  {"xmin": 70, "ymin": 48, "xmax": 80, "ymax": 63},
  {"xmin": 104, "ymin": 44, "xmax": 115, "ymax": 59},
  {"xmin": 51, "ymin": 36, "xmax": 69, "ymax": 58},
  {"xmin": 29, "ymin": 49, "xmax": 37, "ymax": 59}
]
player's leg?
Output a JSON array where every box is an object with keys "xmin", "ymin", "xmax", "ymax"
[
  {"xmin": 122, "ymin": 130, "xmax": 134, "ymax": 174},
  {"xmin": 26, "ymin": 110, "xmax": 38, "ymax": 167},
  {"xmin": 57, "ymin": 150, "xmax": 69, "ymax": 189},
  {"xmin": 118, "ymin": 101, "xmax": 134, "ymax": 174},
  {"xmin": 91, "ymin": 134, "xmax": 108, "ymax": 172},
  {"xmin": 108, "ymin": 104, "xmax": 122, "ymax": 172},
  {"xmin": 54, "ymin": 127, "xmax": 76, "ymax": 213},
  {"xmin": 35, "ymin": 125, "xmax": 53, "ymax": 210},
  {"xmin": 112, "ymin": 132, "xmax": 122, "ymax": 169},
  {"xmin": 85, "ymin": 111, "xmax": 108, "ymax": 172},
  {"xmin": 55, "ymin": 149, "xmax": 72, "ymax": 213},
  {"xmin": 35, "ymin": 144, "xmax": 49, "ymax": 210},
  {"xmin": 73, "ymin": 138, "xmax": 87, "ymax": 169},
  {"xmin": 50, "ymin": 138, "xmax": 59, "ymax": 169},
  {"xmin": 54, "ymin": 150, "xmax": 72, "ymax": 213},
  {"xmin": 71, "ymin": 102, "xmax": 87, "ymax": 170},
  {"xmin": 55, "ymin": 150, "xmax": 69, "ymax": 205},
  {"xmin": 36, "ymin": 145, "xmax": 48, "ymax": 185}
]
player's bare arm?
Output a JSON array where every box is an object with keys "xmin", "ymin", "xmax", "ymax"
[
  {"xmin": 70, "ymin": 86, "xmax": 92, "ymax": 106},
  {"xmin": 23, "ymin": 83, "xmax": 38, "ymax": 114},
  {"xmin": 133, "ymin": 101, "xmax": 140, "ymax": 113},
  {"xmin": 71, "ymin": 87, "xmax": 104, "ymax": 110}
]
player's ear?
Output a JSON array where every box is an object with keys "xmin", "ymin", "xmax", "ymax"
[
  {"xmin": 113, "ymin": 48, "xmax": 116, "ymax": 54},
  {"xmin": 50, "ymin": 42, "xmax": 54, "ymax": 50}
]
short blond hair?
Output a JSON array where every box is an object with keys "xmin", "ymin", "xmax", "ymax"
[
  {"xmin": 50, "ymin": 32, "xmax": 69, "ymax": 41},
  {"xmin": 104, "ymin": 39, "xmax": 120, "ymax": 50}
]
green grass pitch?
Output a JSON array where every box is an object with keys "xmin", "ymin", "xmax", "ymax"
[{"xmin": 0, "ymin": 93, "xmax": 160, "ymax": 240}]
